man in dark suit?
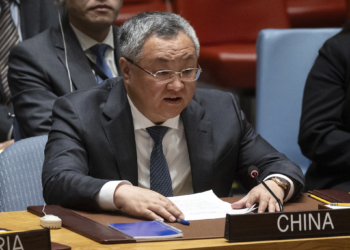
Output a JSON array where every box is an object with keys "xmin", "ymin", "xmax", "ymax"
[
  {"xmin": 43, "ymin": 12, "xmax": 304, "ymax": 221},
  {"xmin": 0, "ymin": 0, "xmax": 59, "ymax": 149},
  {"xmin": 8, "ymin": 0, "xmax": 123, "ymax": 139},
  {"xmin": 299, "ymin": 28, "xmax": 350, "ymax": 191}
]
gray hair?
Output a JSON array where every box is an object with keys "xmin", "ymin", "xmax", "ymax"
[{"xmin": 119, "ymin": 12, "xmax": 200, "ymax": 62}]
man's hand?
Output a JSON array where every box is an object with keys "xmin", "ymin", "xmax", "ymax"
[
  {"xmin": 113, "ymin": 185, "xmax": 184, "ymax": 222},
  {"xmin": 231, "ymin": 180, "xmax": 284, "ymax": 213}
]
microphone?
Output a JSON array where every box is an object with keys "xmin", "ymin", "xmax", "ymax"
[{"xmin": 248, "ymin": 166, "xmax": 283, "ymax": 212}]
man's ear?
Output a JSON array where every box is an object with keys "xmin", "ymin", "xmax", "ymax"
[{"xmin": 119, "ymin": 57, "xmax": 131, "ymax": 83}]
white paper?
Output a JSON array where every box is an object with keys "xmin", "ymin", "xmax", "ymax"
[
  {"xmin": 325, "ymin": 205, "xmax": 350, "ymax": 209},
  {"xmin": 168, "ymin": 190, "xmax": 256, "ymax": 221}
]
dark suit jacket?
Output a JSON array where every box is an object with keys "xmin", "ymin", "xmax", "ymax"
[
  {"xmin": 42, "ymin": 77, "xmax": 304, "ymax": 212},
  {"xmin": 0, "ymin": 0, "xmax": 59, "ymax": 142},
  {"xmin": 8, "ymin": 15, "xmax": 122, "ymax": 139},
  {"xmin": 299, "ymin": 31, "xmax": 350, "ymax": 191}
]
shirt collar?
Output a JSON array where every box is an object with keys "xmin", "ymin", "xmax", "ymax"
[
  {"xmin": 127, "ymin": 95, "xmax": 181, "ymax": 131},
  {"xmin": 70, "ymin": 23, "xmax": 114, "ymax": 52}
]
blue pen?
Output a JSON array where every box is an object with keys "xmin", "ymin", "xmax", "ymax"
[{"xmin": 176, "ymin": 218, "xmax": 190, "ymax": 226}]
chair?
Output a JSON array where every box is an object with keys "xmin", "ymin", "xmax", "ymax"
[
  {"xmin": 0, "ymin": 135, "xmax": 48, "ymax": 212},
  {"xmin": 115, "ymin": 0, "xmax": 172, "ymax": 26},
  {"xmin": 173, "ymin": 0, "xmax": 290, "ymax": 89},
  {"xmin": 255, "ymin": 28, "xmax": 341, "ymax": 174},
  {"xmin": 287, "ymin": 0, "xmax": 348, "ymax": 28}
]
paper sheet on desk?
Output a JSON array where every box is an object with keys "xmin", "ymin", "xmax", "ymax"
[
  {"xmin": 324, "ymin": 205, "xmax": 350, "ymax": 209},
  {"xmin": 168, "ymin": 190, "xmax": 256, "ymax": 220}
]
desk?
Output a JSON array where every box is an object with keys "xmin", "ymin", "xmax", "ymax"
[{"xmin": 1, "ymin": 194, "xmax": 350, "ymax": 250}]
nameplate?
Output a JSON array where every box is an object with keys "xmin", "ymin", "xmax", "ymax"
[
  {"xmin": 0, "ymin": 229, "xmax": 51, "ymax": 250},
  {"xmin": 224, "ymin": 208, "xmax": 350, "ymax": 242}
]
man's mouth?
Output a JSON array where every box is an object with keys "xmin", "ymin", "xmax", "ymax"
[
  {"xmin": 92, "ymin": 4, "xmax": 112, "ymax": 11},
  {"xmin": 164, "ymin": 97, "xmax": 182, "ymax": 103}
]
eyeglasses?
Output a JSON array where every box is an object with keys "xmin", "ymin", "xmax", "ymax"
[{"xmin": 124, "ymin": 57, "xmax": 202, "ymax": 84}]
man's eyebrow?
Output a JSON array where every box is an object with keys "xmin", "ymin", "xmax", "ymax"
[
  {"xmin": 183, "ymin": 54, "xmax": 195, "ymax": 60},
  {"xmin": 155, "ymin": 54, "xmax": 196, "ymax": 62},
  {"xmin": 156, "ymin": 57, "xmax": 170, "ymax": 63}
]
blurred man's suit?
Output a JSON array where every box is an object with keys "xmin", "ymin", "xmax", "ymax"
[
  {"xmin": 8, "ymin": 12, "xmax": 121, "ymax": 139},
  {"xmin": 0, "ymin": 0, "xmax": 59, "ymax": 142}
]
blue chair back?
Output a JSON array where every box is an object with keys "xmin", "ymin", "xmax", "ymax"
[
  {"xmin": 256, "ymin": 28, "xmax": 341, "ymax": 174},
  {"xmin": 0, "ymin": 135, "xmax": 48, "ymax": 212}
]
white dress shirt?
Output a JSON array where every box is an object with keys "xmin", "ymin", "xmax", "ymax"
[{"xmin": 70, "ymin": 24, "xmax": 118, "ymax": 80}]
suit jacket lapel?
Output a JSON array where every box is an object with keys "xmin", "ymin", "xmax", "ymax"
[
  {"xmin": 112, "ymin": 27, "xmax": 122, "ymax": 76},
  {"xmin": 181, "ymin": 98, "xmax": 213, "ymax": 193},
  {"xmin": 53, "ymin": 16, "xmax": 97, "ymax": 91},
  {"xmin": 102, "ymin": 80, "xmax": 138, "ymax": 185}
]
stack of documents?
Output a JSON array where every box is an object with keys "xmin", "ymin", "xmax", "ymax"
[
  {"xmin": 324, "ymin": 204, "xmax": 350, "ymax": 209},
  {"xmin": 168, "ymin": 190, "xmax": 256, "ymax": 221}
]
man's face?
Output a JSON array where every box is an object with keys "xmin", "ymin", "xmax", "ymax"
[
  {"xmin": 121, "ymin": 32, "xmax": 198, "ymax": 124},
  {"xmin": 66, "ymin": 0, "xmax": 123, "ymax": 29}
]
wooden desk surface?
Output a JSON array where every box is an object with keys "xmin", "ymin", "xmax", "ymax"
[{"xmin": 1, "ymin": 194, "xmax": 350, "ymax": 250}]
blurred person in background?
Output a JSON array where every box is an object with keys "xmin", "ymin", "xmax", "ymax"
[
  {"xmin": 299, "ymin": 24, "xmax": 350, "ymax": 191},
  {"xmin": 0, "ymin": 0, "xmax": 59, "ymax": 151},
  {"xmin": 8, "ymin": 0, "xmax": 123, "ymax": 139}
]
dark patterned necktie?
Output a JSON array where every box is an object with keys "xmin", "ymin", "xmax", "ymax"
[
  {"xmin": 146, "ymin": 126, "xmax": 173, "ymax": 197},
  {"xmin": 0, "ymin": 0, "xmax": 19, "ymax": 105},
  {"xmin": 89, "ymin": 44, "xmax": 113, "ymax": 84}
]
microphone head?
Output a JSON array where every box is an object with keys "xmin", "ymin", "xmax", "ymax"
[{"xmin": 248, "ymin": 166, "xmax": 259, "ymax": 178}]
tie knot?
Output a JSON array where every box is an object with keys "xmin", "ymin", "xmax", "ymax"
[
  {"xmin": 146, "ymin": 126, "xmax": 169, "ymax": 145},
  {"xmin": 90, "ymin": 44, "xmax": 109, "ymax": 56}
]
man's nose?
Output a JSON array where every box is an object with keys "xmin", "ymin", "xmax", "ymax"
[{"xmin": 167, "ymin": 73, "xmax": 184, "ymax": 91}]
